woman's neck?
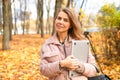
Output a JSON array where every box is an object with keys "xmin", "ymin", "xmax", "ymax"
[{"xmin": 57, "ymin": 32, "xmax": 68, "ymax": 43}]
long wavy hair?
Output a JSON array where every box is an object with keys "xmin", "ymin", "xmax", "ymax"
[{"xmin": 54, "ymin": 8, "xmax": 85, "ymax": 40}]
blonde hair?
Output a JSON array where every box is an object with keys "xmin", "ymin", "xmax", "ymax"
[{"xmin": 54, "ymin": 8, "xmax": 85, "ymax": 40}]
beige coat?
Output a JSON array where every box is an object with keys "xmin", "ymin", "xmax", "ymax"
[{"xmin": 40, "ymin": 34, "xmax": 97, "ymax": 80}]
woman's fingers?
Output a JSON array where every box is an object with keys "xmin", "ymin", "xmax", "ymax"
[{"xmin": 62, "ymin": 55, "xmax": 81, "ymax": 70}]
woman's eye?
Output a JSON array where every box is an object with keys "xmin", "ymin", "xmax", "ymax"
[
  {"xmin": 57, "ymin": 17, "xmax": 62, "ymax": 20},
  {"xmin": 56, "ymin": 16, "xmax": 69, "ymax": 22},
  {"xmin": 64, "ymin": 18, "xmax": 69, "ymax": 22}
]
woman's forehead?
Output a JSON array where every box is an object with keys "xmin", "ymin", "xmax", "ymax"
[{"xmin": 57, "ymin": 11, "xmax": 69, "ymax": 18}]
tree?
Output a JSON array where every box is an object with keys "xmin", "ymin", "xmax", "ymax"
[
  {"xmin": 0, "ymin": 0, "xmax": 3, "ymax": 34},
  {"xmin": 20, "ymin": 0, "xmax": 27, "ymax": 35},
  {"xmin": 97, "ymin": 3, "xmax": 118, "ymax": 28},
  {"xmin": 78, "ymin": 0, "xmax": 86, "ymax": 27},
  {"xmin": 51, "ymin": 0, "xmax": 62, "ymax": 35},
  {"xmin": 0, "ymin": 1, "xmax": 2, "ymax": 20},
  {"xmin": 18, "ymin": 0, "xmax": 31, "ymax": 34},
  {"xmin": 97, "ymin": 3, "xmax": 120, "ymax": 32},
  {"xmin": 37, "ymin": 0, "xmax": 44, "ymax": 37},
  {"xmin": 45, "ymin": 0, "xmax": 51, "ymax": 34},
  {"xmin": 113, "ymin": 11, "xmax": 120, "ymax": 27},
  {"xmin": 13, "ymin": 0, "xmax": 18, "ymax": 35},
  {"xmin": 23, "ymin": 0, "xmax": 27, "ymax": 35},
  {"xmin": 2, "ymin": 0, "xmax": 10, "ymax": 50},
  {"xmin": 97, "ymin": 3, "xmax": 120, "ymax": 57},
  {"xmin": 8, "ymin": 1, "xmax": 13, "ymax": 40}
]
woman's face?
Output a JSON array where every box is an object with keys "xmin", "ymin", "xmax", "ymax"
[{"xmin": 55, "ymin": 11, "xmax": 70, "ymax": 33}]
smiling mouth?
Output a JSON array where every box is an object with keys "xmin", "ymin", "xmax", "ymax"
[
  {"xmin": 56, "ymin": 26, "xmax": 64, "ymax": 29},
  {"xmin": 56, "ymin": 24, "xmax": 64, "ymax": 28}
]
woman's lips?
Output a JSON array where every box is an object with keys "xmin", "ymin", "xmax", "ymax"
[{"xmin": 56, "ymin": 23, "xmax": 64, "ymax": 29}]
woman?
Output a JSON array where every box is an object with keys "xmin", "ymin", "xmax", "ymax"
[{"xmin": 40, "ymin": 8, "xmax": 97, "ymax": 80}]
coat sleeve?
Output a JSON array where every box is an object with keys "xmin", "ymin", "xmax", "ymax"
[
  {"xmin": 40, "ymin": 43, "xmax": 62, "ymax": 78},
  {"xmin": 82, "ymin": 50, "xmax": 97, "ymax": 77}
]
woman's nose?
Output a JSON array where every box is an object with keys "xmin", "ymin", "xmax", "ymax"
[{"xmin": 59, "ymin": 19, "xmax": 64, "ymax": 23}]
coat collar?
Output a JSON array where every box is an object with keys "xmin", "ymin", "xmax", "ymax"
[{"xmin": 46, "ymin": 33, "xmax": 72, "ymax": 45}]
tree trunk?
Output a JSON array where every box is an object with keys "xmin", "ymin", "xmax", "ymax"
[
  {"xmin": 0, "ymin": 3, "xmax": 2, "ymax": 34},
  {"xmin": 52, "ymin": 0, "xmax": 62, "ymax": 35},
  {"xmin": 45, "ymin": 0, "xmax": 51, "ymax": 34},
  {"xmin": 2, "ymin": 0, "xmax": 10, "ymax": 50},
  {"xmin": 36, "ymin": 1, "xmax": 40, "ymax": 34},
  {"xmin": 66, "ymin": 0, "xmax": 70, "ymax": 7},
  {"xmin": 38, "ymin": 0, "xmax": 44, "ymax": 37},
  {"xmin": 8, "ymin": 1, "xmax": 13, "ymax": 40},
  {"xmin": 23, "ymin": 0, "xmax": 27, "ymax": 35},
  {"xmin": 13, "ymin": 2, "xmax": 18, "ymax": 35}
]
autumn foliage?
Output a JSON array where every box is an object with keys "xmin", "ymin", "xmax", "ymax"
[
  {"xmin": 0, "ymin": 34, "xmax": 49, "ymax": 80},
  {"xmin": 0, "ymin": 34, "xmax": 120, "ymax": 80},
  {"xmin": 90, "ymin": 32, "xmax": 120, "ymax": 80}
]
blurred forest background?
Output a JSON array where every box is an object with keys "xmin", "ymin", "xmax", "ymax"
[{"xmin": 0, "ymin": 0, "xmax": 120, "ymax": 80}]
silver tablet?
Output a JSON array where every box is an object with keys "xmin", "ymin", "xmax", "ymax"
[{"xmin": 69, "ymin": 40, "xmax": 89, "ymax": 77}]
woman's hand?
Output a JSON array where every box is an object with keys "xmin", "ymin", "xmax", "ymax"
[{"xmin": 60, "ymin": 55, "xmax": 80, "ymax": 70}]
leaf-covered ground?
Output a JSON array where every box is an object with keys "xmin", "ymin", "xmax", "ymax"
[
  {"xmin": 0, "ymin": 34, "xmax": 49, "ymax": 80},
  {"xmin": 0, "ymin": 34, "xmax": 120, "ymax": 80}
]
